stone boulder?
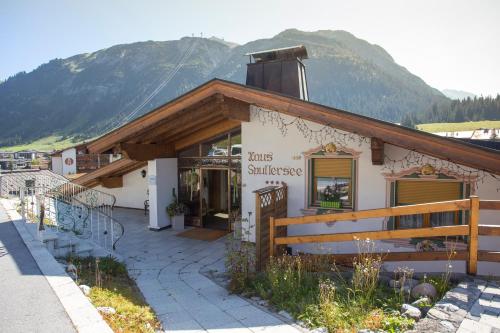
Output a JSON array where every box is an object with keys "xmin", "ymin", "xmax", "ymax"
[
  {"xmin": 79, "ymin": 284, "xmax": 91, "ymax": 296},
  {"xmin": 411, "ymin": 283, "xmax": 437, "ymax": 299},
  {"xmin": 401, "ymin": 303, "xmax": 422, "ymax": 321}
]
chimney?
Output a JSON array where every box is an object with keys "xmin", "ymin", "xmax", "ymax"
[{"xmin": 245, "ymin": 45, "xmax": 309, "ymax": 100}]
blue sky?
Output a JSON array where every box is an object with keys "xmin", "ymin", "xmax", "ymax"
[{"xmin": 1, "ymin": 0, "xmax": 499, "ymax": 96}]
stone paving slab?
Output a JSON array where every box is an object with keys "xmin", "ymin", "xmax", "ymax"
[
  {"xmin": 408, "ymin": 279, "xmax": 500, "ymax": 333},
  {"xmin": 113, "ymin": 207, "xmax": 304, "ymax": 333}
]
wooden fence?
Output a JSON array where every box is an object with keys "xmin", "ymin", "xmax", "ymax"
[
  {"xmin": 269, "ymin": 196, "xmax": 500, "ymax": 275},
  {"xmin": 255, "ymin": 184, "xmax": 288, "ymax": 271}
]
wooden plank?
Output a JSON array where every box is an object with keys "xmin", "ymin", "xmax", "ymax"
[
  {"xmin": 478, "ymin": 251, "xmax": 500, "ymax": 262},
  {"xmin": 370, "ymin": 138, "xmax": 384, "ymax": 165},
  {"xmin": 480, "ymin": 200, "xmax": 500, "ymax": 210},
  {"xmin": 275, "ymin": 199, "xmax": 470, "ymax": 226},
  {"xmin": 72, "ymin": 159, "xmax": 136, "ymax": 186},
  {"xmin": 302, "ymin": 250, "xmax": 468, "ymax": 264},
  {"xmin": 99, "ymin": 176, "xmax": 123, "ymax": 189},
  {"xmin": 478, "ymin": 225, "xmax": 500, "ymax": 236},
  {"xmin": 269, "ymin": 216, "xmax": 275, "ymax": 257},
  {"xmin": 221, "ymin": 97, "xmax": 250, "ymax": 122},
  {"xmin": 119, "ymin": 143, "xmax": 175, "ymax": 161},
  {"xmin": 130, "ymin": 100, "xmax": 223, "ymax": 143},
  {"xmin": 468, "ymin": 196, "xmax": 479, "ymax": 275},
  {"xmin": 174, "ymin": 119, "xmax": 241, "ymax": 151},
  {"xmin": 274, "ymin": 225, "xmax": 469, "ymax": 245}
]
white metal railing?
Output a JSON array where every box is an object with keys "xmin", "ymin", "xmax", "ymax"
[{"xmin": 2, "ymin": 171, "xmax": 124, "ymax": 252}]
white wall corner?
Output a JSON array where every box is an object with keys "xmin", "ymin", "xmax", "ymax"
[{"xmin": 148, "ymin": 158, "xmax": 178, "ymax": 230}]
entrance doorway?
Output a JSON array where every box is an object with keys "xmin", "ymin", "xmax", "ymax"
[
  {"xmin": 177, "ymin": 130, "xmax": 242, "ymax": 231},
  {"xmin": 201, "ymin": 169, "xmax": 229, "ymax": 230}
]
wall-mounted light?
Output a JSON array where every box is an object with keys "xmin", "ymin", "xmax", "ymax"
[{"xmin": 141, "ymin": 169, "xmax": 147, "ymax": 178}]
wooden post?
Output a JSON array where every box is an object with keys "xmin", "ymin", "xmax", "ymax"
[
  {"xmin": 467, "ymin": 195, "xmax": 479, "ymax": 275},
  {"xmin": 269, "ymin": 216, "xmax": 275, "ymax": 258}
]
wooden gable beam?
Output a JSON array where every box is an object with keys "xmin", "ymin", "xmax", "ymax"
[
  {"xmin": 119, "ymin": 143, "xmax": 175, "ymax": 161},
  {"xmin": 99, "ymin": 176, "xmax": 123, "ymax": 189},
  {"xmin": 218, "ymin": 95, "xmax": 250, "ymax": 122},
  {"xmin": 371, "ymin": 138, "xmax": 385, "ymax": 165},
  {"xmin": 174, "ymin": 119, "xmax": 241, "ymax": 151}
]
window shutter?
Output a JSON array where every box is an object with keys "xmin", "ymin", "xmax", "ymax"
[
  {"xmin": 397, "ymin": 181, "xmax": 462, "ymax": 204},
  {"xmin": 314, "ymin": 159, "xmax": 352, "ymax": 178}
]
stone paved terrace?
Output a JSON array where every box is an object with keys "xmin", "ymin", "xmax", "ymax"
[
  {"xmin": 408, "ymin": 279, "xmax": 500, "ymax": 333},
  {"xmin": 113, "ymin": 208, "xmax": 303, "ymax": 333}
]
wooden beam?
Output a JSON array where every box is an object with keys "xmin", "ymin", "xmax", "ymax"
[
  {"xmin": 478, "ymin": 225, "xmax": 500, "ymax": 236},
  {"xmin": 478, "ymin": 251, "xmax": 500, "ymax": 262},
  {"xmin": 479, "ymin": 200, "xmax": 500, "ymax": 210},
  {"xmin": 131, "ymin": 100, "xmax": 223, "ymax": 143},
  {"xmin": 274, "ymin": 225, "xmax": 469, "ymax": 245},
  {"xmin": 468, "ymin": 196, "xmax": 479, "ymax": 275},
  {"xmin": 174, "ymin": 119, "xmax": 241, "ymax": 151},
  {"xmin": 370, "ymin": 138, "xmax": 384, "ymax": 165},
  {"xmin": 220, "ymin": 96, "xmax": 250, "ymax": 122},
  {"xmin": 119, "ymin": 143, "xmax": 175, "ymax": 161},
  {"xmin": 274, "ymin": 199, "xmax": 470, "ymax": 226},
  {"xmin": 100, "ymin": 176, "xmax": 123, "ymax": 189},
  {"xmin": 72, "ymin": 159, "xmax": 136, "ymax": 186},
  {"xmin": 300, "ymin": 250, "xmax": 469, "ymax": 264}
]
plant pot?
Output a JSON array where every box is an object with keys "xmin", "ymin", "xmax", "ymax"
[
  {"xmin": 171, "ymin": 214, "xmax": 184, "ymax": 231},
  {"xmin": 320, "ymin": 200, "xmax": 342, "ymax": 209}
]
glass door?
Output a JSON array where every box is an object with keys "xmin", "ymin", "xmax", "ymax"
[{"xmin": 200, "ymin": 169, "xmax": 230, "ymax": 230}]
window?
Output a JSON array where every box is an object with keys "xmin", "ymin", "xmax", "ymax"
[
  {"xmin": 310, "ymin": 158, "xmax": 355, "ymax": 209},
  {"xmin": 394, "ymin": 180, "xmax": 463, "ymax": 229}
]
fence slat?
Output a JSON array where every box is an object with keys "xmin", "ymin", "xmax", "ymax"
[
  {"xmin": 468, "ymin": 196, "xmax": 479, "ymax": 275},
  {"xmin": 275, "ymin": 225, "xmax": 469, "ymax": 245},
  {"xmin": 275, "ymin": 199, "xmax": 470, "ymax": 226},
  {"xmin": 479, "ymin": 200, "xmax": 500, "ymax": 210},
  {"xmin": 479, "ymin": 225, "xmax": 500, "ymax": 236}
]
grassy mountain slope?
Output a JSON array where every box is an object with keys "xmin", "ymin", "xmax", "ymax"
[{"xmin": 0, "ymin": 29, "xmax": 449, "ymax": 146}]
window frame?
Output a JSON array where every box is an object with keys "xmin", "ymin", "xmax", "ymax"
[
  {"xmin": 391, "ymin": 179, "xmax": 467, "ymax": 229},
  {"xmin": 306, "ymin": 155, "xmax": 357, "ymax": 211}
]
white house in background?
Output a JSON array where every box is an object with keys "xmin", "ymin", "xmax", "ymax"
[
  {"xmin": 60, "ymin": 46, "xmax": 500, "ymax": 275},
  {"xmin": 51, "ymin": 142, "xmax": 117, "ymax": 178}
]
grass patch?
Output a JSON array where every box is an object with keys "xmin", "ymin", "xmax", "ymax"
[
  {"xmin": 0, "ymin": 135, "xmax": 84, "ymax": 152},
  {"xmin": 69, "ymin": 256, "xmax": 161, "ymax": 333},
  {"xmin": 417, "ymin": 120, "xmax": 500, "ymax": 133}
]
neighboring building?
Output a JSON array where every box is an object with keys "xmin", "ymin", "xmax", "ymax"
[
  {"xmin": 50, "ymin": 142, "xmax": 114, "ymax": 177},
  {"xmin": 56, "ymin": 46, "xmax": 500, "ymax": 275}
]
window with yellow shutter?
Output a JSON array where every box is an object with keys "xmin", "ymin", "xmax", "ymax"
[
  {"xmin": 394, "ymin": 180, "xmax": 463, "ymax": 229},
  {"xmin": 310, "ymin": 158, "xmax": 355, "ymax": 209}
]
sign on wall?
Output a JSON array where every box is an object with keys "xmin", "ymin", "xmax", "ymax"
[{"xmin": 247, "ymin": 151, "xmax": 303, "ymax": 176}]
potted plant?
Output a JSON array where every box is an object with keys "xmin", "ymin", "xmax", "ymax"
[
  {"xmin": 166, "ymin": 188, "xmax": 186, "ymax": 230},
  {"xmin": 320, "ymin": 185, "xmax": 342, "ymax": 209}
]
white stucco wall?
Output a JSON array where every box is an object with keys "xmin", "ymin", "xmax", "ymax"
[
  {"xmin": 148, "ymin": 158, "xmax": 178, "ymax": 230},
  {"xmin": 241, "ymin": 106, "xmax": 500, "ymax": 275},
  {"xmin": 51, "ymin": 156, "xmax": 63, "ymax": 175},
  {"xmin": 61, "ymin": 148, "xmax": 77, "ymax": 175},
  {"xmin": 94, "ymin": 167, "xmax": 148, "ymax": 210}
]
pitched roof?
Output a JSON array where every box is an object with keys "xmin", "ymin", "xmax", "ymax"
[{"xmin": 95, "ymin": 80, "xmax": 499, "ymax": 166}]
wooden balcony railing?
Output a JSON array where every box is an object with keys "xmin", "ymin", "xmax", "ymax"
[{"xmin": 269, "ymin": 196, "xmax": 500, "ymax": 275}]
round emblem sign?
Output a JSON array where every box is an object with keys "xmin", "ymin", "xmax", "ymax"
[{"xmin": 64, "ymin": 157, "xmax": 74, "ymax": 166}]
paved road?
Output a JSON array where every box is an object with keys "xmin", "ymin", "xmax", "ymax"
[{"xmin": 0, "ymin": 206, "xmax": 76, "ymax": 333}]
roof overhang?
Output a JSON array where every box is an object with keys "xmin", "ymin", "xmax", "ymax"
[{"xmin": 76, "ymin": 79, "xmax": 500, "ymax": 187}]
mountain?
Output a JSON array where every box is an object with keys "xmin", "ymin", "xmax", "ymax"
[
  {"xmin": 0, "ymin": 29, "xmax": 449, "ymax": 147},
  {"xmin": 442, "ymin": 89, "xmax": 476, "ymax": 100}
]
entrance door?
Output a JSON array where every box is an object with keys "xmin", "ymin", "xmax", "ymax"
[{"xmin": 201, "ymin": 169, "xmax": 230, "ymax": 230}]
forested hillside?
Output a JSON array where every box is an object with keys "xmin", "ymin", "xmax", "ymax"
[
  {"xmin": 0, "ymin": 29, "xmax": 449, "ymax": 146},
  {"xmin": 402, "ymin": 95, "xmax": 500, "ymax": 128}
]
